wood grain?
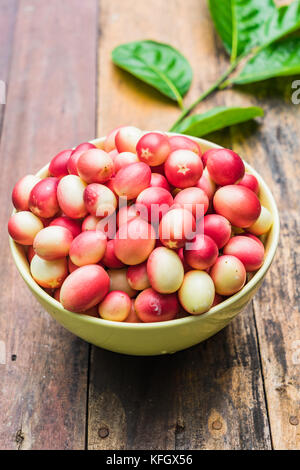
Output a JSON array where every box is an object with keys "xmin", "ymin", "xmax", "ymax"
[
  {"xmin": 0, "ymin": 0, "xmax": 97, "ymax": 449},
  {"xmin": 88, "ymin": 0, "xmax": 271, "ymax": 450}
]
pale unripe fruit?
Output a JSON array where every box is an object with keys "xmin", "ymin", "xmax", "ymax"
[
  {"xmin": 127, "ymin": 262, "xmax": 150, "ymax": 291},
  {"xmin": 135, "ymin": 288, "xmax": 179, "ymax": 322},
  {"xmin": 169, "ymin": 135, "xmax": 201, "ymax": 155},
  {"xmin": 29, "ymin": 177, "xmax": 60, "ymax": 218},
  {"xmin": 33, "ymin": 226, "xmax": 73, "ymax": 260},
  {"xmin": 8, "ymin": 211, "xmax": 44, "ymax": 245},
  {"xmin": 114, "ymin": 217, "xmax": 156, "ymax": 265},
  {"xmin": 114, "ymin": 152, "xmax": 139, "ymax": 173},
  {"xmin": 69, "ymin": 230, "xmax": 107, "ymax": 266},
  {"xmin": 81, "ymin": 215, "xmax": 100, "ymax": 231},
  {"xmin": 77, "ymin": 149, "xmax": 114, "ymax": 184},
  {"xmin": 30, "ymin": 255, "xmax": 68, "ymax": 288},
  {"xmin": 223, "ymin": 235, "xmax": 264, "ymax": 271},
  {"xmin": 12, "ymin": 174, "xmax": 41, "ymax": 211},
  {"xmin": 98, "ymin": 291, "xmax": 131, "ymax": 322},
  {"xmin": 57, "ymin": 175, "xmax": 87, "ymax": 219},
  {"xmin": 49, "ymin": 149, "xmax": 72, "ymax": 178},
  {"xmin": 165, "ymin": 149, "xmax": 203, "ymax": 188},
  {"xmin": 113, "ymin": 162, "xmax": 151, "ymax": 199},
  {"xmin": 248, "ymin": 206, "xmax": 273, "ymax": 235},
  {"xmin": 83, "ymin": 183, "xmax": 117, "ymax": 218},
  {"xmin": 174, "ymin": 187, "xmax": 209, "ymax": 220},
  {"xmin": 60, "ymin": 264, "xmax": 110, "ymax": 312},
  {"xmin": 178, "ymin": 270, "xmax": 215, "ymax": 315},
  {"xmin": 210, "ymin": 255, "xmax": 246, "ymax": 296},
  {"xmin": 49, "ymin": 216, "xmax": 82, "ymax": 238},
  {"xmin": 204, "ymin": 214, "xmax": 231, "ymax": 248},
  {"xmin": 213, "ymin": 185, "xmax": 261, "ymax": 228},
  {"xmin": 206, "ymin": 149, "xmax": 245, "ymax": 185},
  {"xmin": 108, "ymin": 268, "xmax": 137, "ymax": 298},
  {"xmin": 136, "ymin": 132, "xmax": 171, "ymax": 166},
  {"xmin": 159, "ymin": 208, "xmax": 196, "ymax": 249},
  {"xmin": 147, "ymin": 247, "xmax": 184, "ymax": 293},
  {"xmin": 115, "ymin": 126, "xmax": 143, "ymax": 153}
]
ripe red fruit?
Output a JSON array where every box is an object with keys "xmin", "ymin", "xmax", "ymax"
[
  {"xmin": 174, "ymin": 187, "xmax": 209, "ymax": 220},
  {"xmin": 29, "ymin": 177, "xmax": 60, "ymax": 218},
  {"xmin": 135, "ymin": 288, "xmax": 179, "ymax": 322},
  {"xmin": 12, "ymin": 174, "xmax": 41, "ymax": 211},
  {"xmin": 83, "ymin": 183, "xmax": 117, "ymax": 218},
  {"xmin": 196, "ymin": 168, "xmax": 216, "ymax": 200},
  {"xmin": 206, "ymin": 149, "xmax": 245, "ymax": 186},
  {"xmin": 113, "ymin": 152, "xmax": 139, "ymax": 173},
  {"xmin": 238, "ymin": 173, "xmax": 259, "ymax": 195},
  {"xmin": 127, "ymin": 262, "xmax": 150, "ymax": 291},
  {"xmin": 223, "ymin": 235, "xmax": 264, "ymax": 272},
  {"xmin": 150, "ymin": 173, "xmax": 170, "ymax": 192},
  {"xmin": 168, "ymin": 135, "xmax": 201, "ymax": 156},
  {"xmin": 213, "ymin": 185, "xmax": 261, "ymax": 228},
  {"xmin": 49, "ymin": 149, "xmax": 72, "ymax": 178},
  {"xmin": 69, "ymin": 230, "xmax": 107, "ymax": 266},
  {"xmin": 49, "ymin": 216, "xmax": 82, "ymax": 238},
  {"xmin": 67, "ymin": 142, "xmax": 96, "ymax": 175},
  {"xmin": 102, "ymin": 239, "xmax": 125, "ymax": 269},
  {"xmin": 203, "ymin": 214, "xmax": 231, "ymax": 249},
  {"xmin": 184, "ymin": 234, "xmax": 218, "ymax": 270},
  {"xmin": 104, "ymin": 126, "xmax": 125, "ymax": 152},
  {"xmin": 159, "ymin": 207, "xmax": 196, "ymax": 249},
  {"xmin": 136, "ymin": 132, "xmax": 171, "ymax": 166},
  {"xmin": 77, "ymin": 149, "xmax": 114, "ymax": 184},
  {"xmin": 136, "ymin": 186, "xmax": 173, "ymax": 223},
  {"xmin": 98, "ymin": 291, "xmax": 131, "ymax": 322},
  {"xmin": 165, "ymin": 150, "xmax": 203, "ymax": 188},
  {"xmin": 114, "ymin": 217, "xmax": 156, "ymax": 265},
  {"xmin": 113, "ymin": 162, "xmax": 151, "ymax": 199}
]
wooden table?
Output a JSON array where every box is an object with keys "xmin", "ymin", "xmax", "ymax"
[{"xmin": 0, "ymin": 0, "xmax": 299, "ymax": 450}]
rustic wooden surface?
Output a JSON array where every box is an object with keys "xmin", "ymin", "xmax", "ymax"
[{"xmin": 0, "ymin": 0, "xmax": 299, "ymax": 450}]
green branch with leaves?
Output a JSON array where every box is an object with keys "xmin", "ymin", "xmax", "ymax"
[{"xmin": 112, "ymin": 0, "xmax": 300, "ymax": 137}]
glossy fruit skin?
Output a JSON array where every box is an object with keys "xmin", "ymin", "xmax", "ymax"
[
  {"xmin": 159, "ymin": 208, "xmax": 196, "ymax": 249},
  {"xmin": 33, "ymin": 226, "xmax": 73, "ymax": 261},
  {"xmin": 168, "ymin": 135, "xmax": 201, "ymax": 155},
  {"xmin": 49, "ymin": 149, "xmax": 72, "ymax": 178},
  {"xmin": 135, "ymin": 288, "xmax": 179, "ymax": 323},
  {"xmin": 69, "ymin": 230, "xmax": 107, "ymax": 266},
  {"xmin": 107, "ymin": 268, "xmax": 137, "ymax": 298},
  {"xmin": 68, "ymin": 257, "xmax": 79, "ymax": 273},
  {"xmin": 98, "ymin": 291, "xmax": 131, "ymax": 322},
  {"xmin": 127, "ymin": 262, "xmax": 150, "ymax": 291},
  {"xmin": 184, "ymin": 234, "xmax": 218, "ymax": 270},
  {"xmin": 213, "ymin": 185, "xmax": 261, "ymax": 228},
  {"xmin": 83, "ymin": 183, "xmax": 117, "ymax": 218},
  {"xmin": 196, "ymin": 168, "xmax": 217, "ymax": 200},
  {"xmin": 210, "ymin": 255, "xmax": 246, "ymax": 296},
  {"xmin": 114, "ymin": 217, "xmax": 156, "ymax": 265},
  {"xmin": 150, "ymin": 173, "xmax": 171, "ymax": 192},
  {"xmin": 104, "ymin": 126, "xmax": 124, "ymax": 152},
  {"xmin": 174, "ymin": 187, "xmax": 209, "ymax": 220},
  {"xmin": 8, "ymin": 211, "xmax": 44, "ymax": 245},
  {"xmin": 117, "ymin": 204, "xmax": 144, "ymax": 228},
  {"xmin": 77, "ymin": 149, "xmax": 114, "ymax": 184},
  {"xmin": 12, "ymin": 174, "xmax": 41, "ymax": 211},
  {"xmin": 115, "ymin": 126, "xmax": 143, "ymax": 153},
  {"xmin": 30, "ymin": 255, "xmax": 68, "ymax": 289},
  {"xmin": 102, "ymin": 239, "xmax": 125, "ymax": 269},
  {"xmin": 29, "ymin": 177, "xmax": 60, "ymax": 218},
  {"xmin": 57, "ymin": 175, "xmax": 87, "ymax": 219},
  {"xmin": 203, "ymin": 214, "xmax": 231, "ymax": 249},
  {"xmin": 147, "ymin": 247, "xmax": 184, "ymax": 293},
  {"xmin": 114, "ymin": 152, "xmax": 139, "ymax": 173},
  {"xmin": 81, "ymin": 215, "xmax": 100, "ymax": 231},
  {"xmin": 60, "ymin": 264, "xmax": 110, "ymax": 312},
  {"xmin": 136, "ymin": 132, "xmax": 171, "ymax": 166},
  {"xmin": 206, "ymin": 149, "xmax": 245, "ymax": 186},
  {"xmin": 238, "ymin": 173, "xmax": 259, "ymax": 195},
  {"xmin": 201, "ymin": 149, "xmax": 215, "ymax": 168},
  {"xmin": 126, "ymin": 300, "xmax": 142, "ymax": 323},
  {"xmin": 178, "ymin": 270, "xmax": 215, "ymax": 315},
  {"xmin": 165, "ymin": 149, "xmax": 203, "ymax": 188},
  {"xmin": 49, "ymin": 216, "xmax": 82, "ymax": 238},
  {"xmin": 248, "ymin": 206, "xmax": 273, "ymax": 235},
  {"xmin": 113, "ymin": 162, "xmax": 151, "ymax": 199},
  {"xmin": 67, "ymin": 142, "xmax": 96, "ymax": 175},
  {"xmin": 136, "ymin": 187, "xmax": 173, "ymax": 223},
  {"xmin": 223, "ymin": 235, "xmax": 264, "ymax": 272}
]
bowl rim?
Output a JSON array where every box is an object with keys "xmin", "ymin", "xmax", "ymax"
[{"xmin": 9, "ymin": 134, "xmax": 280, "ymax": 331}]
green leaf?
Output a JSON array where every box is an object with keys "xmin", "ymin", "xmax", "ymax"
[
  {"xmin": 230, "ymin": 38, "xmax": 300, "ymax": 85},
  {"xmin": 231, "ymin": 0, "xmax": 277, "ymax": 60},
  {"xmin": 259, "ymin": 0, "xmax": 300, "ymax": 48},
  {"xmin": 208, "ymin": 0, "xmax": 233, "ymax": 54},
  {"xmin": 172, "ymin": 106, "xmax": 264, "ymax": 136},
  {"xmin": 112, "ymin": 40, "xmax": 192, "ymax": 107}
]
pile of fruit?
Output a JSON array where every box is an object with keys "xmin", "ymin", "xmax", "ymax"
[{"xmin": 8, "ymin": 126, "xmax": 273, "ymax": 323}]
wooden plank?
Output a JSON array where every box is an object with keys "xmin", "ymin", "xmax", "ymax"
[
  {"xmin": 88, "ymin": 0, "xmax": 271, "ymax": 450},
  {"xmin": 0, "ymin": 0, "xmax": 98, "ymax": 449}
]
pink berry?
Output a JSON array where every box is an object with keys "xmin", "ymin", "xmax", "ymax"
[
  {"xmin": 60, "ymin": 264, "xmax": 110, "ymax": 312},
  {"xmin": 203, "ymin": 214, "xmax": 231, "ymax": 249},
  {"xmin": 67, "ymin": 142, "xmax": 96, "ymax": 175},
  {"xmin": 102, "ymin": 239, "xmax": 125, "ymax": 269},
  {"xmin": 69, "ymin": 230, "xmax": 107, "ymax": 266},
  {"xmin": 81, "ymin": 215, "xmax": 101, "ymax": 231},
  {"xmin": 147, "ymin": 247, "xmax": 184, "ymax": 293},
  {"xmin": 108, "ymin": 268, "xmax": 137, "ymax": 298},
  {"xmin": 184, "ymin": 234, "xmax": 218, "ymax": 270},
  {"xmin": 136, "ymin": 186, "xmax": 173, "ymax": 223},
  {"xmin": 49, "ymin": 149, "xmax": 72, "ymax": 178},
  {"xmin": 165, "ymin": 149, "xmax": 203, "ymax": 188},
  {"xmin": 168, "ymin": 135, "xmax": 201, "ymax": 156},
  {"xmin": 57, "ymin": 175, "xmax": 87, "ymax": 219},
  {"xmin": 29, "ymin": 177, "xmax": 60, "ymax": 218},
  {"xmin": 223, "ymin": 235, "xmax": 264, "ymax": 272},
  {"xmin": 68, "ymin": 257, "xmax": 79, "ymax": 273},
  {"xmin": 114, "ymin": 152, "xmax": 139, "ymax": 173},
  {"xmin": 196, "ymin": 168, "xmax": 216, "ymax": 200},
  {"xmin": 210, "ymin": 255, "xmax": 246, "ymax": 296},
  {"xmin": 136, "ymin": 132, "xmax": 171, "ymax": 166},
  {"xmin": 114, "ymin": 217, "xmax": 156, "ymax": 265},
  {"xmin": 213, "ymin": 185, "xmax": 261, "ymax": 228},
  {"xmin": 33, "ymin": 226, "xmax": 73, "ymax": 261},
  {"xmin": 30, "ymin": 255, "xmax": 68, "ymax": 289},
  {"xmin": 174, "ymin": 187, "xmax": 209, "ymax": 220},
  {"xmin": 8, "ymin": 211, "xmax": 43, "ymax": 245},
  {"xmin": 49, "ymin": 216, "xmax": 82, "ymax": 238},
  {"xmin": 115, "ymin": 126, "xmax": 142, "ymax": 153},
  {"xmin": 126, "ymin": 300, "xmax": 142, "ymax": 323},
  {"xmin": 98, "ymin": 291, "xmax": 131, "ymax": 322},
  {"xmin": 104, "ymin": 126, "xmax": 125, "ymax": 152},
  {"xmin": 201, "ymin": 149, "xmax": 215, "ymax": 168},
  {"xmin": 150, "ymin": 173, "xmax": 170, "ymax": 192},
  {"xmin": 238, "ymin": 173, "xmax": 259, "ymax": 195},
  {"xmin": 12, "ymin": 174, "xmax": 41, "ymax": 211},
  {"xmin": 206, "ymin": 149, "xmax": 245, "ymax": 186},
  {"xmin": 159, "ymin": 208, "xmax": 196, "ymax": 249},
  {"xmin": 77, "ymin": 149, "xmax": 114, "ymax": 184},
  {"xmin": 84, "ymin": 183, "xmax": 117, "ymax": 218},
  {"xmin": 127, "ymin": 262, "xmax": 150, "ymax": 291},
  {"xmin": 135, "ymin": 288, "xmax": 179, "ymax": 322},
  {"xmin": 27, "ymin": 245, "xmax": 35, "ymax": 264},
  {"xmin": 113, "ymin": 162, "xmax": 151, "ymax": 199}
]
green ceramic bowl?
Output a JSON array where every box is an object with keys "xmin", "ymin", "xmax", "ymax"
[{"xmin": 9, "ymin": 135, "xmax": 280, "ymax": 356}]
